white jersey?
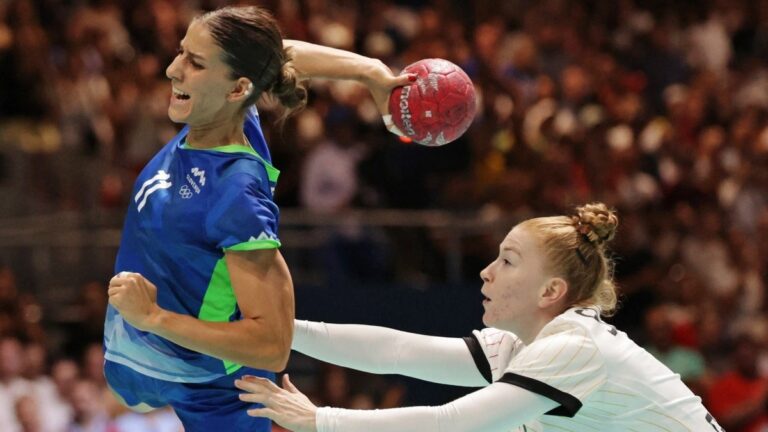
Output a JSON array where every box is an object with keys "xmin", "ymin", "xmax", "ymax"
[{"xmin": 467, "ymin": 307, "xmax": 723, "ymax": 431}]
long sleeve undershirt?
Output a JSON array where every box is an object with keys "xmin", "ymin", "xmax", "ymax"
[
  {"xmin": 292, "ymin": 319, "xmax": 487, "ymax": 387},
  {"xmin": 292, "ymin": 320, "xmax": 558, "ymax": 432}
]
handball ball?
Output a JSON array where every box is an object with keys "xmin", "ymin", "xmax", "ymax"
[{"xmin": 388, "ymin": 58, "xmax": 476, "ymax": 146}]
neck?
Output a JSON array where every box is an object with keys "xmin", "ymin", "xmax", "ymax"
[
  {"xmin": 513, "ymin": 313, "xmax": 553, "ymax": 345},
  {"xmin": 186, "ymin": 114, "xmax": 247, "ymax": 149}
]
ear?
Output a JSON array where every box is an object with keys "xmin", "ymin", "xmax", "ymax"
[
  {"xmin": 538, "ymin": 277, "xmax": 568, "ymax": 309},
  {"xmin": 228, "ymin": 78, "xmax": 254, "ymax": 102}
]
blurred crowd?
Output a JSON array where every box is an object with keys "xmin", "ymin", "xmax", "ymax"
[{"xmin": 1, "ymin": 0, "xmax": 768, "ymax": 431}]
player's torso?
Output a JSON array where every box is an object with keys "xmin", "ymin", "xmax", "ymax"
[
  {"xmin": 531, "ymin": 308, "xmax": 720, "ymax": 431},
  {"xmin": 105, "ymin": 116, "xmax": 278, "ymax": 382},
  {"xmin": 120, "ymin": 140, "xmax": 260, "ymax": 307}
]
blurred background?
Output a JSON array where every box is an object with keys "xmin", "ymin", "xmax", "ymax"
[{"xmin": 0, "ymin": 0, "xmax": 767, "ymax": 431}]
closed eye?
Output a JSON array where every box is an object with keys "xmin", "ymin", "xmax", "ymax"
[{"xmin": 176, "ymin": 47, "xmax": 204, "ymax": 70}]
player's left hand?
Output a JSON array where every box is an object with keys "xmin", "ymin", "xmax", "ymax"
[
  {"xmin": 237, "ymin": 374, "xmax": 318, "ymax": 432},
  {"xmin": 108, "ymin": 272, "xmax": 162, "ymax": 332}
]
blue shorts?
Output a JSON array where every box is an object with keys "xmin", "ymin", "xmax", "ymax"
[{"xmin": 104, "ymin": 360, "xmax": 273, "ymax": 432}]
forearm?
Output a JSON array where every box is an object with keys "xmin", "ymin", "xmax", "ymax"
[
  {"xmin": 284, "ymin": 39, "xmax": 377, "ymax": 82},
  {"xmin": 294, "ymin": 320, "xmax": 486, "ymax": 386},
  {"xmin": 148, "ymin": 311, "xmax": 293, "ymax": 371},
  {"xmin": 316, "ymin": 382, "xmax": 556, "ymax": 432}
]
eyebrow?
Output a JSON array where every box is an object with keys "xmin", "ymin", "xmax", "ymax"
[
  {"xmin": 180, "ymin": 41, "xmax": 206, "ymax": 63},
  {"xmin": 502, "ymin": 246, "xmax": 522, "ymax": 257}
]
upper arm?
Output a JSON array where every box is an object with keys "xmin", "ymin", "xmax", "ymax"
[
  {"xmin": 463, "ymin": 328, "xmax": 524, "ymax": 384},
  {"xmin": 207, "ymin": 172, "xmax": 293, "ymax": 348},
  {"xmin": 225, "ymin": 249, "xmax": 294, "ymax": 345},
  {"xmin": 386, "ymin": 332, "xmax": 489, "ymax": 387}
]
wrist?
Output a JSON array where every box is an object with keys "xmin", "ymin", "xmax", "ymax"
[
  {"xmin": 315, "ymin": 406, "xmax": 330, "ymax": 432},
  {"xmin": 308, "ymin": 406, "xmax": 319, "ymax": 432},
  {"xmin": 358, "ymin": 57, "xmax": 382, "ymax": 84},
  {"xmin": 143, "ymin": 305, "xmax": 168, "ymax": 332}
]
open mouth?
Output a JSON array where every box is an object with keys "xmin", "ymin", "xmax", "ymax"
[{"xmin": 172, "ymin": 87, "xmax": 191, "ymax": 101}]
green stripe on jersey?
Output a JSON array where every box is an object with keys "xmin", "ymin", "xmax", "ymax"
[
  {"xmin": 182, "ymin": 143, "xmax": 280, "ymax": 183},
  {"xmin": 225, "ymin": 239, "xmax": 281, "ymax": 251},
  {"xmin": 198, "ymin": 258, "xmax": 243, "ymax": 375}
]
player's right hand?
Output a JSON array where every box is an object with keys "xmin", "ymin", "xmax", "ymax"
[
  {"xmin": 360, "ymin": 59, "xmax": 415, "ymax": 119},
  {"xmin": 108, "ymin": 272, "xmax": 163, "ymax": 332}
]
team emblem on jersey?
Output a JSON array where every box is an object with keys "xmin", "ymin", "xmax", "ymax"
[
  {"xmin": 184, "ymin": 167, "xmax": 206, "ymax": 195},
  {"xmin": 135, "ymin": 170, "xmax": 172, "ymax": 212}
]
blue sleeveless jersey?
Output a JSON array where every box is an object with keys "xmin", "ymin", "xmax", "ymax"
[{"xmin": 104, "ymin": 107, "xmax": 281, "ymax": 383}]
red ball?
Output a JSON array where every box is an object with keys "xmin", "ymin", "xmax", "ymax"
[{"xmin": 388, "ymin": 59, "xmax": 476, "ymax": 146}]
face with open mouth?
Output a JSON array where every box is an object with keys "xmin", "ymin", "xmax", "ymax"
[
  {"xmin": 165, "ymin": 20, "xmax": 250, "ymax": 127},
  {"xmin": 479, "ymin": 225, "xmax": 553, "ymax": 333}
]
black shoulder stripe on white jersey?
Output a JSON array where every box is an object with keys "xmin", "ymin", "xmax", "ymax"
[
  {"xmin": 498, "ymin": 372, "xmax": 582, "ymax": 417},
  {"xmin": 462, "ymin": 335, "xmax": 492, "ymax": 384}
]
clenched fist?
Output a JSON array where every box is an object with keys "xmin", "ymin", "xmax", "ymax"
[{"xmin": 108, "ymin": 272, "xmax": 163, "ymax": 331}]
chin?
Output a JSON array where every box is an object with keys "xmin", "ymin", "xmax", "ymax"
[
  {"xmin": 167, "ymin": 109, "xmax": 187, "ymax": 124},
  {"xmin": 168, "ymin": 101, "xmax": 195, "ymax": 124},
  {"xmin": 482, "ymin": 313, "xmax": 494, "ymax": 328}
]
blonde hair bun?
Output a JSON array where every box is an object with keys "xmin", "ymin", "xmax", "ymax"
[{"xmin": 574, "ymin": 203, "xmax": 619, "ymax": 246}]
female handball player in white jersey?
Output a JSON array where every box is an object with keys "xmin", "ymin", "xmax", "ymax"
[
  {"xmin": 104, "ymin": 6, "xmax": 413, "ymax": 432},
  {"xmin": 236, "ymin": 203, "xmax": 723, "ymax": 432}
]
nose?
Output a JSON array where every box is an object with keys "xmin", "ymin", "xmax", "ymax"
[
  {"xmin": 166, "ymin": 56, "xmax": 182, "ymax": 82},
  {"xmin": 480, "ymin": 262, "xmax": 493, "ymax": 283}
]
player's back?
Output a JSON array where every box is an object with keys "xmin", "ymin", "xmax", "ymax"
[{"xmin": 532, "ymin": 308, "xmax": 721, "ymax": 431}]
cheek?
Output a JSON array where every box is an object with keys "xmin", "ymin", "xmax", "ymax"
[
  {"xmin": 498, "ymin": 285, "xmax": 521, "ymax": 303},
  {"xmin": 498, "ymin": 290, "xmax": 526, "ymax": 315}
]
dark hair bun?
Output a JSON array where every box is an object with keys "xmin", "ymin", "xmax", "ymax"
[{"xmin": 271, "ymin": 62, "xmax": 307, "ymax": 110}]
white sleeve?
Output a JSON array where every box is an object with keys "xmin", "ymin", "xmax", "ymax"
[
  {"xmin": 463, "ymin": 328, "xmax": 523, "ymax": 383},
  {"xmin": 316, "ymin": 381, "xmax": 558, "ymax": 432},
  {"xmin": 293, "ymin": 320, "xmax": 488, "ymax": 387}
]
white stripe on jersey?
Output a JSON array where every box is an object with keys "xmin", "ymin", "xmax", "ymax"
[
  {"xmin": 136, "ymin": 180, "xmax": 172, "ymax": 212},
  {"xmin": 134, "ymin": 170, "xmax": 171, "ymax": 203}
]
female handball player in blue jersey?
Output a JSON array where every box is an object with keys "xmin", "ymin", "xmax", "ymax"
[
  {"xmin": 236, "ymin": 203, "xmax": 723, "ymax": 432},
  {"xmin": 103, "ymin": 6, "xmax": 413, "ymax": 432}
]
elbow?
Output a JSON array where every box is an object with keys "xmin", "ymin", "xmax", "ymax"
[
  {"xmin": 242, "ymin": 325, "xmax": 293, "ymax": 372},
  {"xmin": 271, "ymin": 348, "xmax": 291, "ymax": 372},
  {"xmin": 271, "ymin": 331, "xmax": 292, "ymax": 371},
  {"xmin": 245, "ymin": 341, "xmax": 290, "ymax": 372}
]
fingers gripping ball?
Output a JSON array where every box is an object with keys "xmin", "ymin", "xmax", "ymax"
[{"xmin": 388, "ymin": 58, "xmax": 476, "ymax": 146}]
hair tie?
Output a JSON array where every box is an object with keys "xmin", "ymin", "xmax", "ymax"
[{"xmin": 573, "ymin": 217, "xmax": 606, "ymax": 245}]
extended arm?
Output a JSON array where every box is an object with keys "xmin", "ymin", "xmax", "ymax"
[
  {"xmin": 283, "ymin": 39, "xmax": 413, "ymax": 125},
  {"xmin": 236, "ymin": 375, "xmax": 558, "ymax": 432},
  {"xmin": 108, "ymin": 248, "xmax": 294, "ymax": 371},
  {"xmin": 293, "ymin": 320, "xmax": 488, "ymax": 387},
  {"xmin": 284, "ymin": 40, "xmax": 384, "ymax": 82}
]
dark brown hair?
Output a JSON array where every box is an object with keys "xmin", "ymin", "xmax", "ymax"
[{"xmin": 197, "ymin": 6, "xmax": 306, "ymax": 118}]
